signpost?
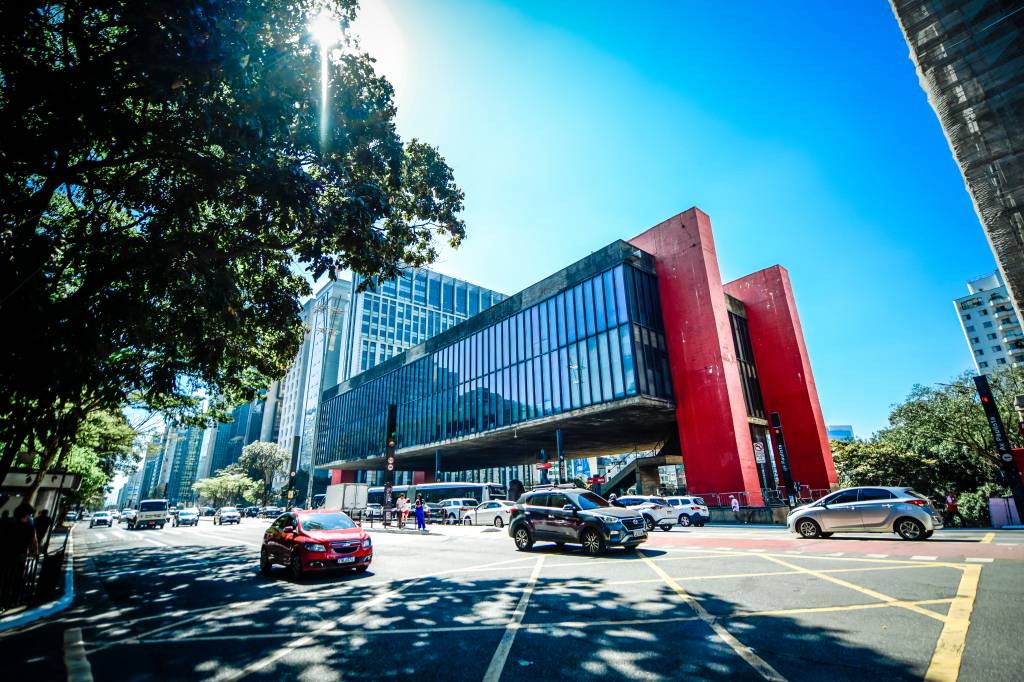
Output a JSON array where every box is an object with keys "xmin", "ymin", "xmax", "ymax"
[
  {"xmin": 587, "ymin": 474, "xmax": 606, "ymax": 496},
  {"xmin": 753, "ymin": 442, "xmax": 766, "ymax": 463},
  {"xmin": 973, "ymin": 375, "xmax": 1024, "ymax": 523},
  {"xmin": 383, "ymin": 404, "xmax": 397, "ymax": 527}
]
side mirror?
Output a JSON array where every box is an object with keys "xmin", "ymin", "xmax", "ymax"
[
  {"xmin": 283, "ymin": 525, "xmax": 295, "ymax": 534},
  {"xmin": 562, "ymin": 504, "xmax": 577, "ymax": 513}
]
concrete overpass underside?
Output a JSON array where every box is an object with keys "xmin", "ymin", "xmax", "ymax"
[{"xmin": 323, "ymin": 396, "xmax": 678, "ymax": 474}]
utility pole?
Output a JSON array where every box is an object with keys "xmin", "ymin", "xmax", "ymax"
[{"xmin": 974, "ymin": 376, "xmax": 1024, "ymax": 524}]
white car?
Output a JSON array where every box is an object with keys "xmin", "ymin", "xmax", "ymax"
[
  {"xmin": 463, "ymin": 500, "xmax": 515, "ymax": 528},
  {"xmin": 89, "ymin": 511, "xmax": 113, "ymax": 528},
  {"xmin": 438, "ymin": 498, "xmax": 479, "ymax": 524},
  {"xmin": 616, "ymin": 495, "xmax": 677, "ymax": 532},
  {"xmin": 665, "ymin": 496, "xmax": 709, "ymax": 527}
]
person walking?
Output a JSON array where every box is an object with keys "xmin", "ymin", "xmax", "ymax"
[
  {"xmin": 34, "ymin": 509, "xmax": 52, "ymax": 548},
  {"xmin": 730, "ymin": 495, "xmax": 744, "ymax": 523},
  {"xmin": 396, "ymin": 494, "xmax": 408, "ymax": 528},
  {"xmin": 945, "ymin": 493, "xmax": 965, "ymax": 527},
  {"xmin": 414, "ymin": 494, "xmax": 427, "ymax": 531},
  {"xmin": 1, "ymin": 503, "xmax": 39, "ymax": 608}
]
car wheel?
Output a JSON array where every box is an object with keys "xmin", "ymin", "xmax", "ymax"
[
  {"xmin": 290, "ymin": 554, "xmax": 304, "ymax": 580},
  {"xmin": 259, "ymin": 551, "xmax": 272, "ymax": 575},
  {"xmin": 896, "ymin": 517, "xmax": 925, "ymax": 541},
  {"xmin": 659, "ymin": 524, "xmax": 673, "ymax": 532},
  {"xmin": 493, "ymin": 517, "xmax": 504, "ymax": 528},
  {"xmin": 678, "ymin": 513, "xmax": 692, "ymax": 527},
  {"xmin": 581, "ymin": 528, "xmax": 605, "ymax": 555},
  {"xmin": 158, "ymin": 523, "xmax": 164, "ymax": 529},
  {"xmin": 513, "ymin": 525, "xmax": 534, "ymax": 551},
  {"xmin": 923, "ymin": 530, "xmax": 934, "ymax": 539},
  {"xmin": 796, "ymin": 518, "xmax": 822, "ymax": 539},
  {"xmin": 448, "ymin": 514, "xmax": 457, "ymax": 525},
  {"xmin": 642, "ymin": 515, "xmax": 655, "ymax": 532}
]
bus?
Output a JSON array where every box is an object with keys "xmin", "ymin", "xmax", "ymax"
[{"xmin": 367, "ymin": 482, "xmax": 508, "ymax": 506}]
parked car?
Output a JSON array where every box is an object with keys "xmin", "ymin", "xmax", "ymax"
[
  {"xmin": 65, "ymin": 511, "xmax": 79, "ymax": 523},
  {"xmin": 425, "ymin": 502, "xmax": 443, "ymax": 524},
  {"xmin": 509, "ymin": 486, "xmax": 647, "ymax": 554},
  {"xmin": 213, "ymin": 506, "xmax": 241, "ymax": 525},
  {"xmin": 89, "ymin": 511, "xmax": 113, "ymax": 528},
  {"xmin": 463, "ymin": 500, "xmax": 516, "ymax": 528},
  {"xmin": 364, "ymin": 503, "xmax": 383, "ymax": 520},
  {"xmin": 616, "ymin": 495, "xmax": 677, "ymax": 531},
  {"xmin": 259, "ymin": 506, "xmax": 283, "ymax": 519},
  {"xmin": 174, "ymin": 509, "xmax": 200, "ymax": 527},
  {"xmin": 787, "ymin": 487, "xmax": 943, "ymax": 540},
  {"xmin": 260, "ymin": 509, "xmax": 372, "ymax": 579},
  {"xmin": 200, "ymin": 506, "xmax": 216, "ymax": 517},
  {"xmin": 665, "ymin": 496, "xmax": 709, "ymax": 527},
  {"xmin": 438, "ymin": 498, "xmax": 478, "ymax": 524}
]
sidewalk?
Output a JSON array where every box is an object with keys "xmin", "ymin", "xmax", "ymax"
[{"xmin": 0, "ymin": 530, "xmax": 75, "ymax": 633}]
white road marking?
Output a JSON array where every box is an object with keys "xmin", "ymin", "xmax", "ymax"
[
  {"xmin": 482, "ymin": 556, "xmax": 546, "ymax": 682},
  {"xmin": 748, "ymin": 548, "xmax": 766, "ymax": 552},
  {"xmin": 824, "ymin": 552, "xmax": 845, "ymax": 557},
  {"xmin": 965, "ymin": 557, "xmax": 993, "ymax": 563},
  {"xmin": 866, "ymin": 554, "xmax": 889, "ymax": 559},
  {"xmin": 63, "ymin": 627, "xmax": 93, "ymax": 682},
  {"xmin": 714, "ymin": 547, "xmax": 734, "ymax": 551},
  {"xmin": 94, "ymin": 533, "xmax": 107, "ymax": 541},
  {"xmin": 910, "ymin": 555, "xmax": 937, "ymax": 561},
  {"xmin": 143, "ymin": 537, "xmax": 170, "ymax": 547}
]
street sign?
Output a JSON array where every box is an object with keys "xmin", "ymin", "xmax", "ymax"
[
  {"xmin": 753, "ymin": 442, "xmax": 766, "ymax": 464},
  {"xmin": 587, "ymin": 475, "xmax": 606, "ymax": 485},
  {"xmin": 287, "ymin": 489, "xmax": 294, "ymax": 499},
  {"xmin": 536, "ymin": 462, "xmax": 553, "ymax": 470}
]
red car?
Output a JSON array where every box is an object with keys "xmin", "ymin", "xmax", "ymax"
[{"xmin": 260, "ymin": 509, "xmax": 372, "ymax": 579}]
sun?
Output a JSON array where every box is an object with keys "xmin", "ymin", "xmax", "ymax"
[{"xmin": 350, "ymin": 0, "xmax": 408, "ymax": 94}]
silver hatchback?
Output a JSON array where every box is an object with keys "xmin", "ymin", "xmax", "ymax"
[{"xmin": 787, "ymin": 486, "xmax": 943, "ymax": 540}]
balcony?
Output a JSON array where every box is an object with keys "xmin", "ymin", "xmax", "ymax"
[
  {"xmin": 1003, "ymin": 330, "xmax": 1024, "ymax": 343},
  {"xmin": 999, "ymin": 319, "xmax": 1021, "ymax": 332}
]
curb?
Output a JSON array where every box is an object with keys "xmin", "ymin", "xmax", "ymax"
[{"xmin": 0, "ymin": 533, "xmax": 75, "ymax": 633}]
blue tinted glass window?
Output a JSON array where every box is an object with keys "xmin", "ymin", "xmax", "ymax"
[
  {"xmin": 598, "ymin": 332, "xmax": 614, "ymax": 402},
  {"xmin": 566, "ymin": 289, "xmax": 578, "ymax": 343},
  {"xmin": 517, "ymin": 313, "xmax": 525, "ymax": 362},
  {"xmin": 482, "ymin": 292, "xmax": 492, "ymax": 309},
  {"xmin": 603, "ymin": 271, "xmax": 617, "ymax": 328},
  {"xmin": 469, "ymin": 287, "xmax": 479, "ymax": 315},
  {"xmin": 443, "ymin": 280, "xmax": 454, "ymax": 313},
  {"xmin": 614, "ymin": 266, "xmax": 629, "ymax": 325},
  {"xmin": 547, "ymin": 299, "xmax": 557, "ymax": 352},
  {"xmin": 455, "ymin": 284, "xmax": 467, "ymax": 315},
  {"xmin": 533, "ymin": 356, "xmax": 543, "ymax": 417},
  {"xmin": 414, "ymin": 271, "xmax": 427, "ymax": 305},
  {"xmin": 541, "ymin": 352, "xmax": 552, "ymax": 415},
  {"xmin": 584, "ymin": 280, "xmax": 597, "ymax": 337},
  {"xmin": 556, "ymin": 293, "xmax": 568, "ymax": 348},
  {"xmin": 399, "ymin": 273, "xmax": 412, "ymax": 300},
  {"xmin": 524, "ymin": 359, "xmax": 535, "ymax": 419},
  {"xmin": 574, "ymin": 284, "xmax": 586, "ymax": 341},
  {"xmin": 530, "ymin": 306, "xmax": 541, "ymax": 357},
  {"xmin": 594, "ymin": 276, "xmax": 607, "ymax": 333},
  {"xmin": 539, "ymin": 302, "xmax": 549, "ymax": 354},
  {"xmin": 429, "ymin": 275, "xmax": 441, "ymax": 307},
  {"xmin": 559, "ymin": 347, "xmax": 570, "ymax": 411},
  {"xmin": 550, "ymin": 352, "xmax": 561, "ymax": 413},
  {"xmin": 502, "ymin": 319, "xmax": 511, "ymax": 368},
  {"xmin": 577, "ymin": 340, "xmax": 591, "ymax": 407},
  {"xmin": 502, "ymin": 367, "xmax": 512, "ymax": 424},
  {"xmin": 588, "ymin": 337, "xmax": 602, "ymax": 404}
]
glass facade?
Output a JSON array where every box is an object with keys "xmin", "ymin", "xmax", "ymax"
[
  {"xmin": 317, "ymin": 258, "xmax": 671, "ymax": 468},
  {"xmin": 166, "ymin": 425, "xmax": 205, "ymax": 506},
  {"xmin": 342, "ymin": 268, "xmax": 506, "ymax": 381}
]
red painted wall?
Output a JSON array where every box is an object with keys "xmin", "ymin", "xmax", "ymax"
[
  {"xmin": 724, "ymin": 266, "xmax": 836, "ymax": 491},
  {"xmin": 629, "ymin": 208, "xmax": 765, "ymax": 504},
  {"xmin": 331, "ymin": 469, "xmax": 355, "ymax": 484}
]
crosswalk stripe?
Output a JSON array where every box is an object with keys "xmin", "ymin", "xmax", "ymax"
[
  {"xmin": 94, "ymin": 533, "xmax": 106, "ymax": 541},
  {"xmin": 866, "ymin": 553, "xmax": 889, "ymax": 558},
  {"xmin": 910, "ymin": 555, "xmax": 937, "ymax": 561},
  {"xmin": 965, "ymin": 557, "xmax": 993, "ymax": 563}
]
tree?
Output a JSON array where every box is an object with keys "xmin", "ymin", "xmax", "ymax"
[
  {"xmin": 192, "ymin": 469, "xmax": 261, "ymax": 507},
  {"xmin": 0, "ymin": 0, "xmax": 466, "ymax": 483},
  {"xmin": 239, "ymin": 441, "xmax": 289, "ymax": 505}
]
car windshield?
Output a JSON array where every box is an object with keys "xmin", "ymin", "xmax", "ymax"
[
  {"xmin": 94, "ymin": 512, "xmax": 109, "ymax": 517},
  {"xmin": 139, "ymin": 501, "xmax": 166, "ymax": 512},
  {"xmin": 652, "ymin": 497, "xmax": 669, "ymax": 505},
  {"xmin": 462, "ymin": 499, "xmax": 477, "ymax": 506},
  {"xmin": 300, "ymin": 512, "xmax": 356, "ymax": 531},
  {"xmin": 575, "ymin": 492, "xmax": 610, "ymax": 509},
  {"xmin": 221, "ymin": 507, "xmax": 237, "ymax": 513},
  {"xmin": 180, "ymin": 510, "xmax": 196, "ymax": 516}
]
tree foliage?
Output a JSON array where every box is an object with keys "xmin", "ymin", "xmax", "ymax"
[
  {"xmin": 192, "ymin": 468, "xmax": 261, "ymax": 506},
  {"xmin": 0, "ymin": 0, "xmax": 465, "ymax": 483},
  {"xmin": 239, "ymin": 440, "xmax": 289, "ymax": 505}
]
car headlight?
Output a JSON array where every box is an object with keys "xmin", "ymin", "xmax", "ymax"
[
  {"xmin": 594, "ymin": 514, "xmax": 621, "ymax": 524},
  {"xmin": 362, "ymin": 537, "xmax": 372, "ymax": 549},
  {"xmin": 303, "ymin": 542, "xmax": 326, "ymax": 552}
]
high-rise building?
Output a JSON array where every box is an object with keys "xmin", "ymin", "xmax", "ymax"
[
  {"xmin": 207, "ymin": 400, "xmax": 266, "ymax": 476},
  {"xmin": 165, "ymin": 425, "xmax": 206, "ymax": 505},
  {"xmin": 137, "ymin": 432, "xmax": 164, "ymax": 500},
  {"xmin": 891, "ymin": 1, "xmax": 1024, "ymax": 314},
  {"xmin": 827, "ymin": 425, "xmax": 856, "ymax": 442},
  {"xmin": 954, "ymin": 270, "xmax": 1024, "ymax": 373}
]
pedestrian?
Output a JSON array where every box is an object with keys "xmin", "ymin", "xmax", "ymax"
[
  {"xmin": 414, "ymin": 494, "xmax": 426, "ymax": 531},
  {"xmin": 34, "ymin": 509, "xmax": 52, "ymax": 547},
  {"xmin": 1, "ymin": 503, "xmax": 39, "ymax": 608},
  {"xmin": 730, "ymin": 495, "xmax": 744, "ymax": 523},
  {"xmin": 608, "ymin": 493, "xmax": 624, "ymax": 508},
  {"xmin": 396, "ymin": 494, "xmax": 409, "ymax": 528},
  {"xmin": 945, "ymin": 492, "xmax": 965, "ymax": 527}
]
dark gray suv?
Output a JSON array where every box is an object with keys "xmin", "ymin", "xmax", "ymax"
[{"xmin": 508, "ymin": 486, "xmax": 648, "ymax": 554}]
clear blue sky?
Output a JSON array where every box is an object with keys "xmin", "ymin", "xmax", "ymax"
[{"xmin": 351, "ymin": 0, "xmax": 995, "ymax": 438}]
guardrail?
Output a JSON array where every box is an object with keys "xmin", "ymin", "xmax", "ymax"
[{"xmin": 0, "ymin": 531, "xmax": 69, "ymax": 615}]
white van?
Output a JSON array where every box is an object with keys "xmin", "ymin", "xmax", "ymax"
[{"xmin": 130, "ymin": 499, "xmax": 168, "ymax": 530}]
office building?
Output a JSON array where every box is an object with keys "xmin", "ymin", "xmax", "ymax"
[
  {"xmin": 318, "ymin": 207, "xmax": 836, "ymax": 505},
  {"xmin": 891, "ymin": 1, "xmax": 1024, "ymax": 314},
  {"xmin": 207, "ymin": 400, "xmax": 267, "ymax": 476},
  {"xmin": 827, "ymin": 425, "xmax": 856, "ymax": 442},
  {"xmin": 955, "ymin": 270, "xmax": 1024, "ymax": 373},
  {"xmin": 165, "ymin": 425, "xmax": 206, "ymax": 506},
  {"xmin": 137, "ymin": 432, "xmax": 164, "ymax": 500}
]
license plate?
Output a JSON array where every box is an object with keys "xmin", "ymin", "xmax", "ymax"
[
  {"xmin": 336, "ymin": 557, "xmax": 356, "ymax": 564},
  {"xmin": 631, "ymin": 530, "xmax": 646, "ymax": 538}
]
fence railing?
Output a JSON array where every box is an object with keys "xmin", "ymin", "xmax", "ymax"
[{"xmin": 0, "ymin": 531, "xmax": 68, "ymax": 615}]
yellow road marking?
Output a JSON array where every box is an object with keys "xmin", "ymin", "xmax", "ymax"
[
  {"xmin": 600, "ymin": 562, "xmax": 954, "ymax": 586},
  {"xmin": 661, "ymin": 546, "xmax": 967, "ymax": 569},
  {"xmin": 641, "ymin": 554, "xmax": 787, "ymax": 681},
  {"xmin": 735, "ymin": 598, "xmax": 954, "ymax": 619},
  {"xmin": 761, "ymin": 555, "xmax": 947, "ymax": 623},
  {"xmin": 980, "ymin": 533, "xmax": 993, "ymax": 544},
  {"xmin": 925, "ymin": 564, "xmax": 981, "ymax": 682}
]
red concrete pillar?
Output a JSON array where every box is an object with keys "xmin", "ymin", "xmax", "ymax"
[
  {"xmin": 411, "ymin": 471, "xmax": 436, "ymax": 485},
  {"xmin": 724, "ymin": 266, "xmax": 837, "ymax": 491},
  {"xmin": 330, "ymin": 469, "xmax": 356, "ymax": 484},
  {"xmin": 629, "ymin": 208, "xmax": 764, "ymax": 504}
]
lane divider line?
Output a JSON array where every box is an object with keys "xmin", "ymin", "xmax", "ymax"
[
  {"xmin": 641, "ymin": 553, "xmax": 787, "ymax": 681},
  {"xmin": 925, "ymin": 564, "xmax": 981, "ymax": 682},
  {"xmin": 980, "ymin": 533, "xmax": 993, "ymax": 544},
  {"xmin": 760, "ymin": 555, "xmax": 946, "ymax": 623},
  {"xmin": 482, "ymin": 556, "xmax": 546, "ymax": 682},
  {"xmin": 64, "ymin": 627, "xmax": 94, "ymax": 682}
]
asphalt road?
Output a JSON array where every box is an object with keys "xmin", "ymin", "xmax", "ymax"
[{"xmin": 2, "ymin": 518, "xmax": 1022, "ymax": 681}]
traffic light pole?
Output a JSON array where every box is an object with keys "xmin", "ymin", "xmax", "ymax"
[
  {"xmin": 973, "ymin": 376, "xmax": 1024, "ymax": 524},
  {"xmin": 383, "ymin": 404, "xmax": 397, "ymax": 527}
]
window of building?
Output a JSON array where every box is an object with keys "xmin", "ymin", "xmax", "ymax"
[
  {"xmin": 992, "ymin": 345, "xmax": 1002, "ymax": 352},
  {"xmin": 997, "ymin": 358, "xmax": 1007, "ymax": 365},
  {"xmin": 981, "ymin": 309, "xmax": 989, "ymax": 315},
  {"xmin": 984, "ymin": 322, "xmax": 993, "ymax": 328},
  {"xmin": 966, "ymin": 325, "xmax": 975, "ymax": 332},
  {"xmin": 429, "ymin": 276, "xmax": 441, "ymax": 308},
  {"xmin": 979, "ymin": 361, "xmax": 989, "ymax": 368},
  {"xmin": 988, "ymin": 333, "xmax": 998, "ymax": 340},
  {"xmin": 976, "ymin": 349, "xmax": 984, "ymax": 356},
  {"xmin": 972, "ymin": 337, "xmax": 980, "ymax": 343},
  {"xmin": 963, "ymin": 313, "xmax": 972, "ymax": 320}
]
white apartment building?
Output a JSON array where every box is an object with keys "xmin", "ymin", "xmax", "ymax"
[{"xmin": 954, "ymin": 271, "xmax": 1024, "ymax": 374}]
